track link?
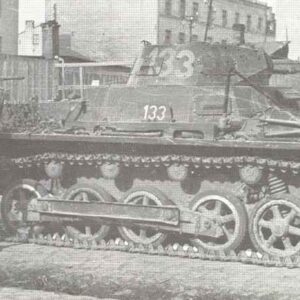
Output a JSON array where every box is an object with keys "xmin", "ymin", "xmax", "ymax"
[
  {"xmin": 4, "ymin": 233, "xmax": 300, "ymax": 269},
  {"xmin": 12, "ymin": 152, "xmax": 300, "ymax": 174}
]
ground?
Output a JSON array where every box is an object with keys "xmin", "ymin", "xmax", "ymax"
[
  {"xmin": 0, "ymin": 288, "xmax": 106, "ymax": 300},
  {"xmin": 0, "ymin": 242, "xmax": 299, "ymax": 300}
]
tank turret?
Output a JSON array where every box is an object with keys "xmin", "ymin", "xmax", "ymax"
[{"xmin": 129, "ymin": 41, "xmax": 272, "ymax": 87}]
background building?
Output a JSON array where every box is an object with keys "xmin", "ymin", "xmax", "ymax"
[
  {"xmin": 18, "ymin": 20, "xmax": 43, "ymax": 56},
  {"xmin": 159, "ymin": 0, "xmax": 276, "ymax": 45},
  {"xmin": 0, "ymin": 0, "xmax": 19, "ymax": 54},
  {"xmin": 18, "ymin": 19, "xmax": 93, "ymax": 62},
  {"xmin": 44, "ymin": 0, "xmax": 276, "ymax": 62}
]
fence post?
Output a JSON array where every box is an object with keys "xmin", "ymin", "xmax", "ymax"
[{"xmin": 79, "ymin": 66, "xmax": 84, "ymax": 98}]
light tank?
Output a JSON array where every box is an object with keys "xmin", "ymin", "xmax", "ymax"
[{"xmin": 1, "ymin": 41, "xmax": 300, "ymax": 261}]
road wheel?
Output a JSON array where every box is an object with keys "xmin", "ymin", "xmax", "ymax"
[
  {"xmin": 63, "ymin": 183, "xmax": 112, "ymax": 242},
  {"xmin": 118, "ymin": 186, "xmax": 172, "ymax": 247},
  {"xmin": 249, "ymin": 194, "xmax": 300, "ymax": 257},
  {"xmin": 189, "ymin": 190, "xmax": 247, "ymax": 253},
  {"xmin": 1, "ymin": 179, "xmax": 48, "ymax": 234}
]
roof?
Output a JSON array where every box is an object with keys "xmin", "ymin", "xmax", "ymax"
[{"xmin": 59, "ymin": 47, "xmax": 94, "ymax": 62}]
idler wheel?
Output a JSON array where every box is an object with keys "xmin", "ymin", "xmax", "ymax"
[
  {"xmin": 189, "ymin": 190, "xmax": 247, "ymax": 253},
  {"xmin": 118, "ymin": 186, "xmax": 172, "ymax": 246},
  {"xmin": 63, "ymin": 183, "xmax": 113, "ymax": 242},
  {"xmin": 1, "ymin": 179, "xmax": 48, "ymax": 234},
  {"xmin": 249, "ymin": 194, "xmax": 300, "ymax": 257}
]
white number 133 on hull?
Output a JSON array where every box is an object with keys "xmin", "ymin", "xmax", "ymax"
[{"xmin": 144, "ymin": 105, "xmax": 167, "ymax": 121}]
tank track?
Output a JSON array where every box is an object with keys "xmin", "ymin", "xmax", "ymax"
[
  {"xmin": 12, "ymin": 152, "xmax": 300, "ymax": 174},
  {"xmin": 4, "ymin": 233, "xmax": 300, "ymax": 269},
  {"xmin": 4, "ymin": 152, "xmax": 300, "ymax": 269}
]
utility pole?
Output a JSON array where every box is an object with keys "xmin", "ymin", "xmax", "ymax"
[
  {"xmin": 53, "ymin": 4, "xmax": 57, "ymax": 21},
  {"xmin": 189, "ymin": 17, "xmax": 193, "ymax": 43},
  {"xmin": 185, "ymin": 16, "xmax": 197, "ymax": 43},
  {"xmin": 204, "ymin": 0, "xmax": 213, "ymax": 42}
]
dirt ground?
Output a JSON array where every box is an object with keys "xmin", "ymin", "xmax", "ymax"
[
  {"xmin": 0, "ymin": 242, "xmax": 299, "ymax": 300},
  {"xmin": 0, "ymin": 288, "xmax": 112, "ymax": 300}
]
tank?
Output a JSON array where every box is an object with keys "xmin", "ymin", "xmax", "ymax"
[{"xmin": 1, "ymin": 41, "xmax": 300, "ymax": 262}]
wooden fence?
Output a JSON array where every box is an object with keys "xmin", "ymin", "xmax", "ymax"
[
  {"xmin": 0, "ymin": 55, "xmax": 131, "ymax": 102},
  {"xmin": 0, "ymin": 54, "xmax": 58, "ymax": 102}
]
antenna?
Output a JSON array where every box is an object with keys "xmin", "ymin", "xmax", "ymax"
[{"xmin": 285, "ymin": 27, "xmax": 289, "ymax": 42}]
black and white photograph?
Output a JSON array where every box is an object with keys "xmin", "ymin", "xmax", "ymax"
[{"xmin": 1, "ymin": 0, "xmax": 300, "ymax": 299}]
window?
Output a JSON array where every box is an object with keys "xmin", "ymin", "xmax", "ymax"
[
  {"xmin": 267, "ymin": 19, "xmax": 276, "ymax": 34},
  {"xmin": 207, "ymin": 36, "xmax": 213, "ymax": 43},
  {"xmin": 258, "ymin": 17, "xmax": 263, "ymax": 31},
  {"xmin": 209, "ymin": 7, "xmax": 217, "ymax": 25},
  {"xmin": 164, "ymin": 29, "xmax": 172, "ymax": 44},
  {"xmin": 192, "ymin": 2, "xmax": 199, "ymax": 20},
  {"xmin": 179, "ymin": 0, "xmax": 186, "ymax": 18},
  {"xmin": 33, "ymin": 34, "xmax": 40, "ymax": 45},
  {"xmin": 222, "ymin": 10, "xmax": 228, "ymax": 27},
  {"xmin": 0, "ymin": 36, "xmax": 2, "ymax": 53},
  {"xmin": 247, "ymin": 15, "xmax": 252, "ymax": 31},
  {"xmin": 165, "ymin": 0, "xmax": 172, "ymax": 16},
  {"xmin": 178, "ymin": 32, "xmax": 185, "ymax": 44},
  {"xmin": 235, "ymin": 12, "xmax": 240, "ymax": 24},
  {"xmin": 192, "ymin": 34, "xmax": 198, "ymax": 42}
]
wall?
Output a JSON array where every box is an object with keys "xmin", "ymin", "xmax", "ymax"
[
  {"xmin": 45, "ymin": 0, "xmax": 159, "ymax": 62},
  {"xmin": 0, "ymin": 0, "xmax": 19, "ymax": 54}
]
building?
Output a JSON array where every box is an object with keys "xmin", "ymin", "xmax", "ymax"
[
  {"xmin": 45, "ymin": 0, "xmax": 276, "ymax": 62},
  {"xmin": 18, "ymin": 20, "xmax": 43, "ymax": 56},
  {"xmin": 0, "ymin": 0, "xmax": 19, "ymax": 54},
  {"xmin": 18, "ymin": 20, "xmax": 93, "ymax": 62},
  {"xmin": 158, "ymin": 0, "xmax": 276, "ymax": 44},
  {"xmin": 18, "ymin": 20, "xmax": 60, "ymax": 60}
]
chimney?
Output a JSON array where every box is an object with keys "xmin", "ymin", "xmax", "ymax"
[{"xmin": 41, "ymin": 20, "xmax": 60, "ymax": 59}]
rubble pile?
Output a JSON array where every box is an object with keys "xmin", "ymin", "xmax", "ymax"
[{"xmin": 0, "ymin": 101, "xmax": 62, "ymax": 134}]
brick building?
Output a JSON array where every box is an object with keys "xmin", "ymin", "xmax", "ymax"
[
  {"xmin": 0, "ymin": 0, "xmax": 19, "ymax": 54},
  {"xmin": 45, "ymin": 0, "xmax": 276, "ymax": 62}
]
